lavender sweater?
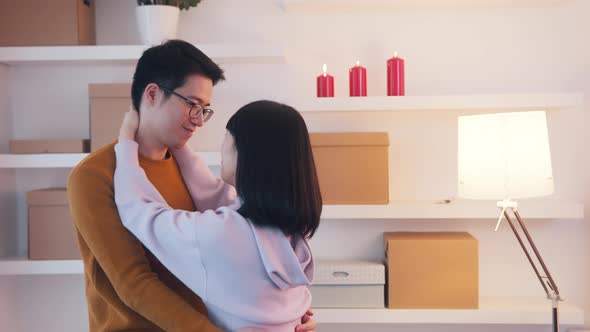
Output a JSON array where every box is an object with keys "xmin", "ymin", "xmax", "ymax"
[{"xmin": 113, "ymin": 138, "xmax": 313, "ymax": 332}]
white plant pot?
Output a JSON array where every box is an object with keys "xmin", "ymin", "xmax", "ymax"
[{"xmin": 136, "ymin": 5, "xmax": 180, "ymax": 46}]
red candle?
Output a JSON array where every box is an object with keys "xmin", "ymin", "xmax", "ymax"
[
  {"xmin": 349, "ymin": 60, "xmax": 367, "ymax": 97},
  {"xmin": 316, "ymin": 64, "xmax": 334, "ymax": 97},
  {"xmin": 387, "ymin": 51, "xmax": 405, "ymax": 96}
]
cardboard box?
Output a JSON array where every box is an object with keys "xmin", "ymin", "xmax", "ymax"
[
  {"xmin": 384, "ymin": 232, "xmax": 479, "ymax": 309},
  {"xmin": 310, "ymin": 132, "xmax": 389, "ymax": 204},
  {"xmin": 0, "ymin": 0, "xmax": 96, "ymax": 46},
  {"xmin": 9, "ymin": 139, "xmax": 89, "ymax": 154},
  {"xmin": 310, "ymin": 260, "xmax": 385, "ymax": 308},
  {"xmin": 89, "ymin": 84, "xmax": 131, "ymax": 151},
  {"xmin": 27, "ymin": 188, "xmax": 80, "ymax": 260}
]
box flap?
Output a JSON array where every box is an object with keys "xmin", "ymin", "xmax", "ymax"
[
  {"xmin": 89, "ymin": 84, "xmax": 131, "ymax": 98},
  {"xmin": 384, "ymin": 232, "xmax": 477, "ymax": 258},
  {"xmin": 10, "ymin": 139, "xmax": 88, "ymax": 153},
  {"xmin": 27, "ymin": 188, "xmax": 69, "ymax": 206},
  {"xmin": 313, "ymin": 260, "xmax": 385, "ymax": 285},
  {"xmin": 310, "ymin": 132, "xmax": 389, "ymax": 147},
  {"xmin": 384, "ymin": 232, "xmax": 476, "ymax": 241}
]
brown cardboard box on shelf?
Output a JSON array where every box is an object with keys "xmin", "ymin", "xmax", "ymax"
[
  {"xmin": 0, "ymin": 0, "xmax": 96, "ymax": 46},
  {"xmin": 384, "ymin": 232, "xmax": 479, "ymax": 309},
  {"xmin": 310, "ymin": 132, "xmax": 389, "ymax": 205},
  {"xmin": 9, "ymin": 139, "xmax": 90, "ymax": 154},
  {"xmin": 89, "ymin": 83, "xmax": 131, "ymax": 151},
  {"xmin": 27, "ymin": 188, "xmax": 80, "ymax": 260}
]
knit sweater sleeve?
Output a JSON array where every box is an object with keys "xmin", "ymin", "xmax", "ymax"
[{"xmin": 68, "ymin": 144, "xmax": 221, "ymax": 332}]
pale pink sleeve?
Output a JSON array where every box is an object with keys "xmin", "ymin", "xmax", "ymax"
[{"xmin": 171, "ymin": 145, "xmax": 237, "ymax": 212}]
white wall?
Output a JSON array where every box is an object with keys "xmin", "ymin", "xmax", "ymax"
[
  {"xmin": 0, "ymin": 63, "xmax": 18, "ymax": 332},
  {"xmin": 1, "ymin": 0, "xmax": 588, "ymax": 331},
  {"xmin": 100, "ymin": 0, "xmax": 590, "ymax": 330},
  {"xmin": 0, "ymin": 63, "xmax": 18, "ymax": 258}
]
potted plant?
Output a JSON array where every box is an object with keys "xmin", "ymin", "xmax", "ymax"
[{"xmin": 136, "ymin": 0, "xmax": 203, "ymax": 45}]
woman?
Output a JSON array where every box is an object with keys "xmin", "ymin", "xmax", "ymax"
[{"xmin": 113, "ymin": 100, "xmax": 322, "ymax": 332}]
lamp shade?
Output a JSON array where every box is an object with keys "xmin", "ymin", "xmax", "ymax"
[{"xmin": 458, "ymin": 111, "xmax": 554, "ymax": 200}]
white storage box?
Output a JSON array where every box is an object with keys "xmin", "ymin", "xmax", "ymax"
[{"xmin": 310, "ymin": 260, "xmax": 385, "ymax": 308}]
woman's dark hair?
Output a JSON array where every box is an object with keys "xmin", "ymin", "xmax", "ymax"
[
  {"xmin": 131, "ymin": 39, "xmax": 225, "ymax": 112},
  {"xmin": 226, "ymin": 100, "xmax": 322, "ymax": 238}
]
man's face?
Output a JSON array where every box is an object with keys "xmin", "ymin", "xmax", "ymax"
[{"xmin": 151, "ymin": 74, "xmax": 213, "ymax": 149}]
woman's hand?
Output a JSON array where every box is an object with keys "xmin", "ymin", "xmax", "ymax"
[
  {"xmin": 296, "ymin": 309, "xmax": 316, "ymax": 332},
  {"xmin": 237, "ymin": 309, "xmax": 315, "ymax": 332},
  {"xmin": 119, "ymin": 106, "xmax": 140, "ymax": 141}
]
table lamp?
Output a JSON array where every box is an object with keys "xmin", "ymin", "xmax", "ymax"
[{"xmin": 457, "ymin": 110, "xmax": 563, "ymax": 332}]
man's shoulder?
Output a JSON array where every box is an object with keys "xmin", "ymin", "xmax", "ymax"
[{"xmin": 69, "ymin": 142, "xmax": 116, "ymax": 182}]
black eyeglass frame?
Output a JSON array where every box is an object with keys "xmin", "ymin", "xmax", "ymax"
[{"xmin": 160, "ymin": 86, "xmax": 214, "ymax": 122}]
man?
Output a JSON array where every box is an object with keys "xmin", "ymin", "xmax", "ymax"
[{"xmin": 68, "ymin": 40, "xmax": 316, "ymax": 332}]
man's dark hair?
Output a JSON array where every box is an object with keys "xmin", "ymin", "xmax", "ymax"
[
  {"xmin": 131, "ymin": 39, "xmax": 225, "ymax": 111},
  {"xmin": 226, "ymin": 100, "xmax": 322, "ymax": 238}
]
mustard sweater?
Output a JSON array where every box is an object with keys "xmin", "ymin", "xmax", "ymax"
[{"xmin": 67, "ymin": 142, "xmax": 221, "ymax": 332}]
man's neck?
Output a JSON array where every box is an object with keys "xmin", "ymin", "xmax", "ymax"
[{"xmin": 135, "ymin": 126, "xmax": 169, "ymax": 160}]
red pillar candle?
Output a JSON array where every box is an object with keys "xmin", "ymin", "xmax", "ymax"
[
  {"xmin": 387, "ymin": 51, "xmax": 405, "ymax": 96},
  {"xmin": 349, "ymin": 60, "xmax": 367, "ymax": 97},
  {"xmin": 316, "ymin": 64, "xmax": 334, "ymax": 97}
]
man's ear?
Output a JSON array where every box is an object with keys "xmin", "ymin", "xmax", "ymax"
[{"xmin": 143, "ymin": 83, "xmax": 160, "ymax": 106}]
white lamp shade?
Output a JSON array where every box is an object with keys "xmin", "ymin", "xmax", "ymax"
[{"xmin": 458, "ymin": 111, "xmax": 554, "ymax": 200}]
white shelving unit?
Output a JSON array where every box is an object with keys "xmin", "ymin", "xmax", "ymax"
[
  {"xmin": 321, "ymin": 199, "xmax": 584, "ymax": 220},
  {"xmin": 0, "ymin": 44, "xmax": 285, "ymax": 65},
  {"xmin": 0, "ymin": 14, "xmax": 585, "ymax": 331},
  {"xmin": 294, "ymin": 94, "xmax": 583, "ymax": 113},
  {"xmin": 0, "ymin": 258, "xmax": 83, "ymax": 276},
  {"xmin": 0, "ymin": 152, "xmax": 221, "ymax": 168},
  {"xmin": 278, "ymin": 0, "xmax": 571, "ymax": 11},
  {"xmin": 0, "ymin": 256, "xmax": 583, "ymax": 326},
  {"xmin": 0, "ymin": 257, "xmax": 583, "ymax": 326},
  {"xmin": 0, "ymin": 259, "xmax": 583, "ymax": 326},
  {"xmin": 313, "ymin": 297, "xmax": 584, "ymax": 325},
  {"xmin": 0, "ymin": 153, "xmax": 581, "ymax": 220},
  {"xmin": 0, "ymin": 153, "xmax": 88, "ymax": 168}
]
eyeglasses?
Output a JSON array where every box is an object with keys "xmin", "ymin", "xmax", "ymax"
[{"xmin": 160, "ymin": 86, "xmax": 214, "ymax": 122}]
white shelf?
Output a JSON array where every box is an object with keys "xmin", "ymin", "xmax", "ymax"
[
  {"xmin": 295, "ymin": 94, "xmax": 583, "ymax": 113},
  {"xmin": 0, "ymin": 44, "xmax": 285, "ymax": 65},
  {"xmin": 313, "ymin": 297, "xmax": 584, "ymax": 325},
  {"xmin": 0, "ymin": 152, "xmax": 221, "ymax": 168},
  {"xmin": 0, "ymin": 153, "xmax": 89, "ymax": 168},
  {"xmin": 279, "ymin": 0, "xmax": 570, "ymax": 11},
  {"xmin": 1, "ymin": 261, "xmax": 582, "ymax": 326},
  {"xmin": 0, "ymin": 261, "xmax": 583, "ymax": 326},
  {"xmin": 0, "ymin": 258, "xmax": 83, "ymax": 275},
  {"xmin": 0, "ymin": 155, "xmax": 580, "ymax": 219},
  {"xmin": 320, "ymin": 199, "xmax": 584, "ymax": 220}
]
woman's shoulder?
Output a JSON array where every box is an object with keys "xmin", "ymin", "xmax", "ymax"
[{"xmin": 199, "ymin": 203, "xmax": 249, "ymax": 228}]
